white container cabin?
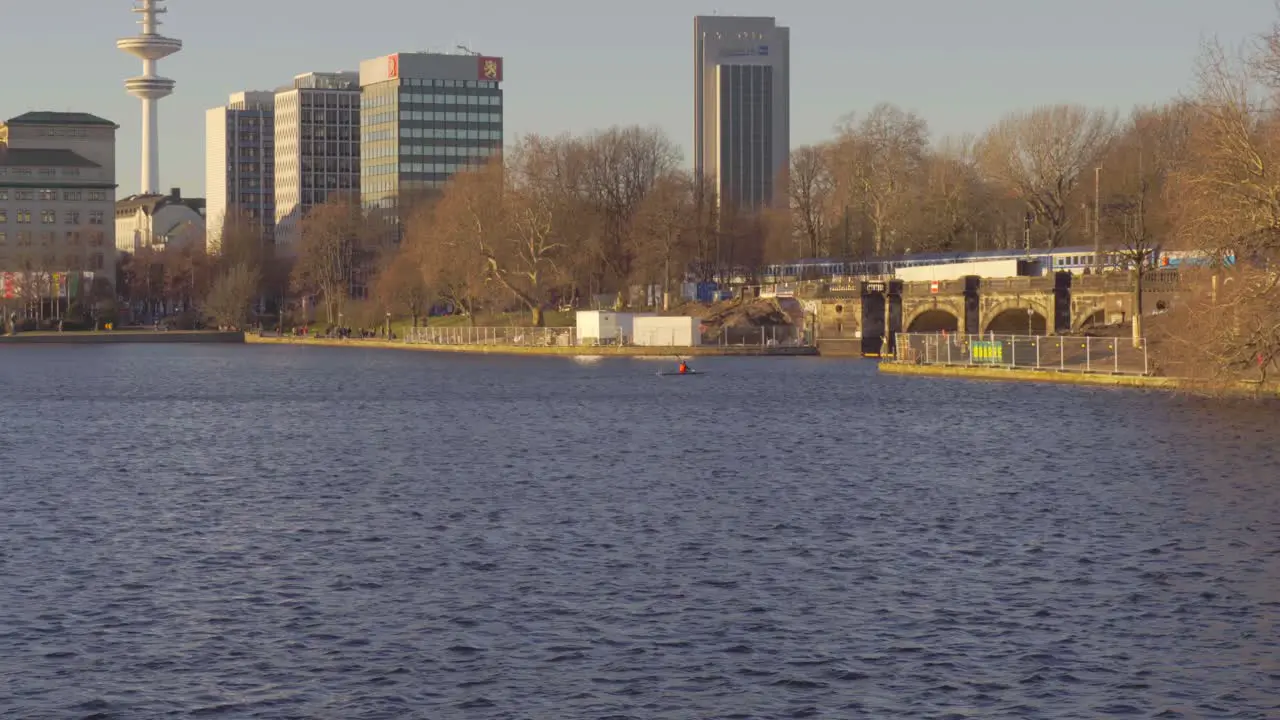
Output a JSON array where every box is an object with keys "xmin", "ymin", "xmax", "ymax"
[{"xmin": 632, "ymin": 316, "xmax": 701, "ymax": 347}]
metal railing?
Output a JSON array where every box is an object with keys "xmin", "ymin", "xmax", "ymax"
[
  {"xmin": 703, "ymin": 324, "xmax": 811, "ymax": 347},
  {"xmin": 893, "ymin": 332, "xmax": 1151, "ymax": 375},
  {"xmin": 405, "ymin": 326, "xmax": 577, "ymax": 347}
]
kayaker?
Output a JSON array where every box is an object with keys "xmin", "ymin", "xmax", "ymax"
[{"xmin": 678, "ymin": 361, "xmax": 690, "ymax": 374}]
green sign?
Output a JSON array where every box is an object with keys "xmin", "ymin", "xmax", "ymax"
[{"xmin": 972, "ymin": 340, "xmax": 1004, "ymax": 363}]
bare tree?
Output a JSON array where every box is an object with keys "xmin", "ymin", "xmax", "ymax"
[
  {"xmin": 913, "ymin": 135, "xmax": 994, "ymax": 252},
  {"xmin": 204, "ymin": 263, "xmax": 260, "ymax": 330},
  {"xmin": 370, "ymin": 244, "xmax": 432, "ymax": 329},
  {"xmin": 292, "ymin": 198, "xmax": 370, "ymax": 323},
  {"xmin": 578, "ymin": 126, "xmax": 682, "ymax": 288},
  {"xmin": 401, "ymin": 199, "xmax": 481, "ymax": 323},
  {"xmin": 493, "ymin": 138, "xmax": 573, "ymax": 325},
  {"xmin": 631, "ymin": 171, "xmax": 697, "ymax": 310},
  {"xmin": 830, "ymin": 103, "xmax": 930, "ymax": 256},
  {"xmin": 977, "ymin": 104, "xmax": 1117, "ymax": 249},
  {"xmin": 788, "ymin": 145, "xmax": 834, "ymax": 257}
]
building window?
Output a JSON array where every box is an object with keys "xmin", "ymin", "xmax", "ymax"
[
  {"xmin": 17, "ymin": 210, "xmax": 31, "ymax": 224},
  {"xmin": 0, "ymin": 210, "xmax": 6, "ymax": 223},
  {"xmin": 38, "ymin": 168, "xmax": 55, "ymax": 177},
  {"xmin": 65, "ymin": 211, "xmax": 81, "ymax": 225},
  {"xmin": 91, "ymin": 253, "xmax": 104, "ymax": 270},
  {"xmin": 42, "ymin": 210, "xmax": 56, "ymax": 224},
  {"xmin": 89, "ymin": 231, "xmax": 105, "ymax": 247},
  {"xmin": 88, "ymin": 211, "xmax": 104, "ymax": 225},
  {"xmin": 87, "ymin": 191, "xmax": 107, "ymax": 202},
  {"xmin": 39, "ymin": 231, "xmax": 54, "ymax": 245},
  {"xmin": 0, "ymin": 190, "xmax": 7, "ymax": 200},
  {"xmin": 39, "ymin": 189, "xmax": 57, "ymax": 201},
  {"xmin": 0, "ymin": 231, "xmax": 5, "ymax": 244},
  {"xmin": 66, "ymin": 231, "xmax": 82, "ymax": 245},
  {"xmin": 14, "ymin": 190, "xmax": 34, "ymax": 201},
  {"xmin": 63, "ymin": 191, "xmax": 82, "ymax": 201},
  {"xmin": 17, "ymin": 231, "xmax": 32, "ymax": 246}
]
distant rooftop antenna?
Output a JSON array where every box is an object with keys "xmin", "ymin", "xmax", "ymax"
[{"xmin": 456, "ymin": 44, "xmax": 479, "ymax": 56}]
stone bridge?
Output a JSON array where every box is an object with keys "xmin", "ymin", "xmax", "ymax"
[{"xmin": 790, "ymin": 271, "xmax": 1181, "ymax": 355}]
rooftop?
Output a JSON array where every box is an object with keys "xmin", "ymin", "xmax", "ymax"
[
  {"xmin": 5, "ymin": 111, "xmax": 117, "ymax": 128},
  {"xmin": 0, "ymin": 147, "xmax": 101, "ymax": 168},
  {"xmin": 116, "ymin": 188, "xmax": 205, "ymax": 215}
]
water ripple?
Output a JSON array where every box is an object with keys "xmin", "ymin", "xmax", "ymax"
[{"xmin": 0, "ymin": 345, "xmax": 1277, "ymax": 718}]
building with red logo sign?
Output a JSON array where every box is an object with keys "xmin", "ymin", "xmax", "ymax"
[{"xmin": 357, "ymin": 51, "xmax": 504, "ymax": 233}]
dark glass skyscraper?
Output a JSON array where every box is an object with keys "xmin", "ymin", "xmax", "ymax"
[{"xmin": 693, "ymin": 16, "xmax": 789, "ymax": 213}]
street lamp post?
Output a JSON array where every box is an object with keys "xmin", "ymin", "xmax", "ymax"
[
  {"xmin": 1027, "ymin": 307, "xmax": 1035, "ymax": 336},
  {"xmin": 1094, "ymin": 166, "xmax": 1102, "ymax": 271},
  {"xmin": 385, "ymin": 311, "xmax": 391, "ymax": 340}
]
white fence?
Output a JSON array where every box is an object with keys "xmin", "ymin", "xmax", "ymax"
[
  {"xmin": 405, "ymin": 326, "xmax": 576, "ymax": 347},
  {"xmin": 893, "ymin": 333, "xmax": 1151, "ymax": 375}
]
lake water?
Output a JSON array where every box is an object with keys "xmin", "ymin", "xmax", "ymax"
[{"xmin": 1, "ymin": 345, "xmax": 1278, "ymax": 719}]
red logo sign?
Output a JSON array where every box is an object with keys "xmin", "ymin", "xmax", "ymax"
[
  {"xmin": 387, "ymin": 54, "xmax": 400, "ymax": 79},
  {"xmin": 478, "ymin": 56, "xmax": 503, "ymax": 82}
]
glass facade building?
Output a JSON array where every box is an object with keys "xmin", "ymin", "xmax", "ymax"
[
  {"xmin": 274, "ymin": 72, "xmax": 361, "ymax": 248},
  {"xmin": 693, "ymin": 16, "xmax": 790, "ymax": 213},
  {"xmin": 205, "ymin": 92, "xmax": 275, "ymax": 247},
  {"xmin": 359, "ymin": 52, "xmax": 503, "ymax": 220}
]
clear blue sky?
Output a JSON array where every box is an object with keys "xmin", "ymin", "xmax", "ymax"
[{"xmin": 0, "ymin": 0, "xmax": 1273, "ymax": 198}]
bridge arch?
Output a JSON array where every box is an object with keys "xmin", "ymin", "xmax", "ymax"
[
  {"xmin": 982, "ymin": 298, "xmax": 1052, "ymax": 335},
  {"xmin": 902, "ymin": 297, "xmax": 965, "ymax": 334},
  {"xmin": 1073, "ymin": 307, "xmax": 1106, "ymax": 331},
  {"xmin": 906, "ymin": 308, "xmax": 960, "ymax": 332}
]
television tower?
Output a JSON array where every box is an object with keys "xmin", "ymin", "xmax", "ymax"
[{"xmin": 116, "ymin": 0, "xmax": 181, "ymax": 194}]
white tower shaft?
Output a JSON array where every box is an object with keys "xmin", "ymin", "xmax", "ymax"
[{"xmin": 117, "ymin": 0, "xmax": 181, "ymax": 194}]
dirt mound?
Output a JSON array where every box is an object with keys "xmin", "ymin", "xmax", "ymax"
[{"xmin": 701, "ymin": 298, "xmax": 794, "ymax": 328}]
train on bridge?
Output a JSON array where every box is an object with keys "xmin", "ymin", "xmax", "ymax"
[{"xmin": 759, "ymin": 246, "xmax": 1234, "ymax": 283}]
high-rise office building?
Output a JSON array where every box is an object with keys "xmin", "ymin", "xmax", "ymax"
[
  {"xmin": 205, "ymin": 92, "xmax": 274, "ymax": 248},
  {"xmin": 693, "ymin": 15, "xmax": 790, "ymax": 212},
  {"xmin": 273, "ymin": 72, "xmax": 361, "ymax": 249},
  {"xmin": 358, "ymin": 51, "xmax": 504, "ymax": 221}
]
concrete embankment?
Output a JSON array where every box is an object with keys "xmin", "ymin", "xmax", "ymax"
[
  {"xmin": 879, "ymin": 361, "xmax": 1179, "ymax": 390},
  {"xmin": 245, "ymin": 334, "xmax": 817, "ymax": 357},
  {"xmin": 0, "ymin": 330, "xmax": 245, "ymax": 345}
]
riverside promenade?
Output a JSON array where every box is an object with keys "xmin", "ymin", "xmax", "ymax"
[
  {"xmin": 880, "ymin": 331, "xmax": 1280, "ymax": 396},
  {"xmin": 0, "ymin": 330, "xmax": 245, "ymax": 344},
  {"xmin": 245, "ymin": 333, "xmax": 818, "ymax": 357},
  {"xmin": 881, "ymin": 331, "xmax": 1171, "ymax": 389}
]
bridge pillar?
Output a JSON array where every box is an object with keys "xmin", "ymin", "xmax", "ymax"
[
  {"xmin": 860, "ymin": 280, "xmax": 888, "ymax": 356},
  {"xmin": 885, "ymin": 280, "xmax": 903, "ymax": 354},
  {"xmin": 963, "ymin": 275, "xmax": 980, "ymax": 334},
  {"xmin": 1053, "ymin": 271, "xmax": 1072, "ymax": 334}
]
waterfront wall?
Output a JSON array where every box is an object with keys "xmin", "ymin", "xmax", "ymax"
[
  {"xmin": 880, "ymin": 362, "xmax": 1178, "ymax": 389},
  {"xmin": 0, "ymin": 331, "xmax": 245, "ymax": 345},
  {"xmin": 246, "ymin": 334, "xmax": 817, "ymax": 357}
]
